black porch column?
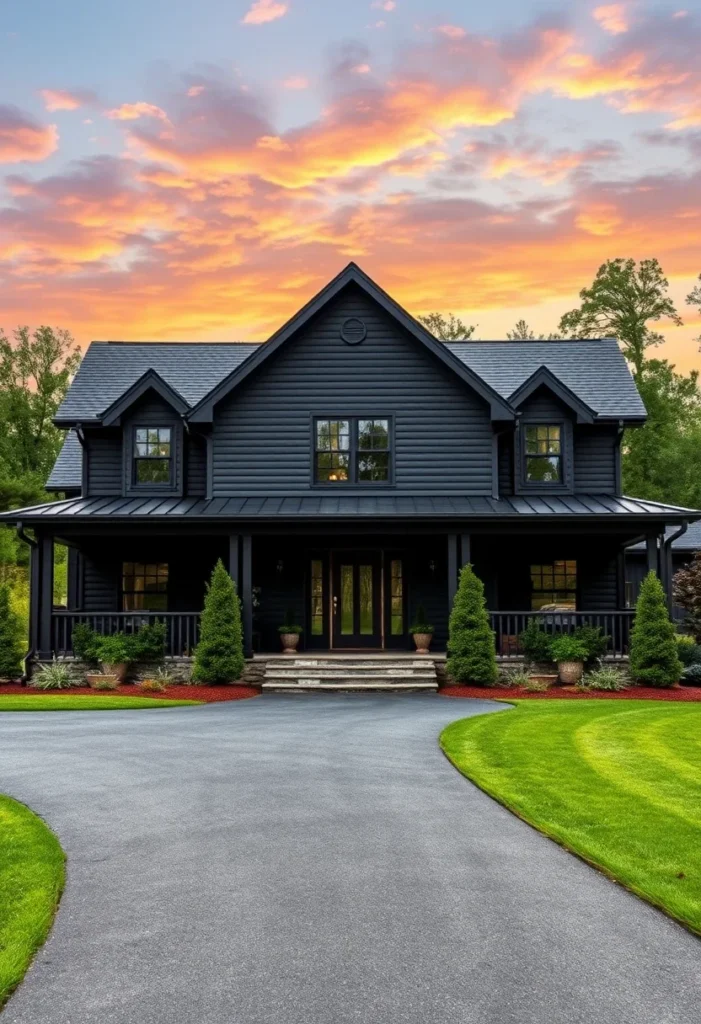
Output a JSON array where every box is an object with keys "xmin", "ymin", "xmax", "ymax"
[
  {"xmin": 241, "ymin": 533, "xmax": 253, "ymax": 658},
  {"xmin": 38, "ymin": 533, "xmax": 54, "ymax": 658},
  {"xmin": 228, "ymin": 534, "xmax": 240, "ymax": 588},
  {"xmin": 459, "ymin": 533, "xmax": 471, "ymax": 569},
  {"xmin": 645, "ymin": 533, "xmax": 659, "ymax": 577},
  {"xmin": 447, "ymin": 534, "xmax": 458, "ymax": 610},
  {"xmin": 29, "ymin": 537, "xmax": 41, "ymax": 653}
]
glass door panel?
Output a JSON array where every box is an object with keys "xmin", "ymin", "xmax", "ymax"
[{"xmin": 332, "ymin": 553, "xmax": 381, "ymax": 648}]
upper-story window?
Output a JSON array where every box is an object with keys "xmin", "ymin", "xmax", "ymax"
[
  {"xmin": 315, "ymin": 418, "xmax": 391, "ymax": 483},
  {"xmin": 133, "ymin": 427, "xmax": 172, "ymax": 485},
  {"xmin": 524, "ymin": 424, "xmax": 562, "ymax": 483}
]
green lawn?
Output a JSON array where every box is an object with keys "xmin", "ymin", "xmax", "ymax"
[
  {"xmin": 441, "ymin": 700, "xmax": 701, "ymax": 934},
  {"xmin": 0, "ymin": 695, "xmax": 202, "ymax": 711},
  {"xmin": 0, "ymin": 795, "xmax": 65, "ymax": 1008}
]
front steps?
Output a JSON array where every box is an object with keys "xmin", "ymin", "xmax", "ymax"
[{"xmin": 261, "ymin": 654, "xmax": 439, "ymax": 692}]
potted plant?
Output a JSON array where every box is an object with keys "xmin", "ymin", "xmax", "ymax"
[
  {"xmin": 410, "ymin": 605, "xmax": 434, "ymax": 654},
  {"xmin": 279, "ymin": 608, "xmax": 303, "ymax": 654},
  {"xmin": 96, "ymin": 633, "xmax": 132, "ymax": 683},
  {"xmin": 549, "ymin": 635, "xmax": 588, "ymax": 685}
]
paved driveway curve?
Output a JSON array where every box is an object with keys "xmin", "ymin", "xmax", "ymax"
[{"xmin": 1, "ymin": 694, "xmax": 699, "ymax": 1024}]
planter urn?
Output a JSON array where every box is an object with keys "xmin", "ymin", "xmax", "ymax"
[
  {"xmin": 557, "ymin": 660, "xmax": 584, "ymax": 685},
  {"xmin": 86, "ymin": 673, "xmax": 119, "ymax": 689},
  {"xmin": 101, "ymin": 661, "xmax": 128, "ymax": 683},
  {"xmin": 280, "ymin": 633, "xmax": 300, "ymax": 654},
  {"xmin": 412, "ymin": 632, "xmax": 433, "ymax": 655}
]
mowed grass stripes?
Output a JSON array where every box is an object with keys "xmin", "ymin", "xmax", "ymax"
[
  {"xmin": 0, "ymin": 796, "xmax": 65, "ymax": 1007},
  {"xmin": 441, "ymin": 701, "xmax": 701, "ymax": 934}
]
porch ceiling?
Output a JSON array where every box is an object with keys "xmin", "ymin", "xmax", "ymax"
[{"xmin": 3, "ymin": 493, "xmax": 699, "ymax": 525}]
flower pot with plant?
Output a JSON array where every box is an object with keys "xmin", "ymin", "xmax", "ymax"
[
  {"xmin": 279, "ymin": 608, "xmax": 303, "ymax": 653},
  {"xmin": 549, "ymin": 635, "xmax": 588, "ymax": 685},
  {"xmin": 96, "ymin": 633, "xmax": 132, "ymax": 682},
  {"xmin": 409, "ymin": 605, "xmax": 434, "ymax": 654}
]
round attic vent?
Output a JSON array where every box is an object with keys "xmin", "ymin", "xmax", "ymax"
[{"xmin": 340, "ymin": 317, "xmax": 367, "ymax": 345}]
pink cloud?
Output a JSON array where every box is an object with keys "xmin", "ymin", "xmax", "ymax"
[
  {"xmin": 241, "ymin": 0, "xmax": 288, "ymax": 25},
  {"xmin": 436, "ymin": 25, "xmax": 466, "ymax": 40},
  {"xmin": 187, "ymin": 85, "xmax": 205, "ymax": 97},
  {"xmin": 283, "ymin": 76, "xmax": 309, "ymax": 90},
  {"xmin": 371, "ymin": 1, "xmax": 396, "ymax": 10},
  {"xmin": 0, "ymin": 105, "xmax": 58, "ymax": 163},
  {"xmin": 464, "ymin": 136, "xmax": 620, "ymax": 184},
  {"xmin": 593, "ymin": 5, "xmax": 630, "ymax": 35},
  {"xmin": 105, "ymin": 102, "xmax": 169, "ymax": 122},
  {"xmin": 39, "ymin": 88, "xmax": 97, "ymax": 112}
]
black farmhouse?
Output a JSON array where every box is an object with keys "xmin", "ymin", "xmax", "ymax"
[{"xmin": 4, "ymin": 264, "xmax": 698, "ymax": 665}]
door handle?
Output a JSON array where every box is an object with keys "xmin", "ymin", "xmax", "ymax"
[{"xmin": 333, "ymin": 595, "xmax": 338, "ymax": 614}]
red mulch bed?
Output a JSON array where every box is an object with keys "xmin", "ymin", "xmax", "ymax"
[
  {"xmin": 441, "ymin": 684, "xmax": 701, "ymax": 701},
  {"xmin": 0, "ymin": 683, "xmax": 259, "ymax": 703}
]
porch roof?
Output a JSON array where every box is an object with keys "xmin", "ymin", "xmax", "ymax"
[{"xmin": 3, "ymin": 493, "xmax": 699, "ymax": 525}]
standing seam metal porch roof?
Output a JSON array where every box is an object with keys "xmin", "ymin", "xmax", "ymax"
[{"xmin": 3, "ymin": 494, "xmax": 697, "ymax": 523}]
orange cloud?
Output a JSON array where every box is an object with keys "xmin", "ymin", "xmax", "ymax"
[
  {"xmin": 39, "ymin": 88, "xmax": 96, "ymax": 112},
  {"xmin": 464, "ymin": 137, "xmax": 619, "ymax": 184},
  {"xmin": 241, "ymin": 0, "xmax": 288, "ymax": 25},
  {"xmin": 0, "ymin": 105, "xmax": 58, "ymax": 163},
  {"xmin": 593, "ymin": 4, "xmax": 629, "ymax": 35},
  {"xmin": 105, "ymin": 102, "xmax": 169, "ymax": 121}
]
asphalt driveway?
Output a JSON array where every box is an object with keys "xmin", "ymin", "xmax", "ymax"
[{"xmin": 0, "ymin": 693, "xmax": 699, "ymax": 1024}]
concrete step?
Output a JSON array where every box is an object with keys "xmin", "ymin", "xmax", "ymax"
[
  {"xmin": 264, "ymin": 666, "xmax": 436, "ymax": 676},
  {"xmin": 262, "ymin": 681, "xmax": 438, "ymax": 692}
]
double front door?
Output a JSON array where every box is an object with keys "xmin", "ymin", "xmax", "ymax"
[{"xmin": 308, "ymin": 550, "xmax": 405, "ymax": 649}]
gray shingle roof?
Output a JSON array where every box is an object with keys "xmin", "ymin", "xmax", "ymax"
[
  {"xmin": 46, "ymin": 430, "xmax": 82, "ymax": 491},
  {"xmin": 55, "ymin": 342, "xmax": 260, "ymax": 422},
  {"xmin": 2, "ymin": 493, "xmax": 696, "ymax": 524},
  {"xmin": 629, "ymin": 520, "xmax": 701, "ymax": 552},
  {"xmin": 446, "ymin": 339, "xmax": 646, "ymax": 419}
]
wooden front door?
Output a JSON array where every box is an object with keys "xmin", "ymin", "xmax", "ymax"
[{"xmin": 332, "ymin": 551, "xmax": 382, "ymax": 648}]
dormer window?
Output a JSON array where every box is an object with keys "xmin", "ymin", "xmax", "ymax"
[
  {"xmin": 524, "ymin": 424, "xmax": 562, "ymax": 483},
  {"xmin": 315, "ymin": 417, "xmax": 391, "ymax": 483},
  {"xmin": 134, "ymin": 427, "xmax": 172, "ymax": 485}
]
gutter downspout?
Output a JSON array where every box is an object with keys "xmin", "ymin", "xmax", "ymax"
[
  {"xmin": 662, "ymin": 519, "xmax": 688, "ymax": 613},
  {"xmin": 16, "ymin": 523, "xmax": 37, "ymax": 684}
]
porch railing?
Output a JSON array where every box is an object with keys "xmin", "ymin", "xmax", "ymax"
[
  {"xmin": 490, "ymin": 611, "xmax": 635, "ymax": 659},
  {"xmin": 51, "ymin": 611, "xmax": 202, "ymax": 658}
]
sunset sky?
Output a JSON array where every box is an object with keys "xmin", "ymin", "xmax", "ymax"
[{"xmin": 1, "ymin": 0, "xmax": 700, "ymax": 369}]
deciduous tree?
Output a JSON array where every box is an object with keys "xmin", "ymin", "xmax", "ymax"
[{"xmin": 417, "ymin": 312, "xmax": 476, "ymax": 340}]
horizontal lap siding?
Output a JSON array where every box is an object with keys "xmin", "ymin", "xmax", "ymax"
[
  {"xmin": 574, "ymin": 426, "xmax": 617, "ymax": 492},
  {"xmin": 86, "ymin": 431, "xmax": 122, "ymax": 496},
  {"xmin": 186, "ymin": 435, "xmax": 207, "ymax": 495},
  {"xmin": 212, "ymin": 286, "xmax": 493, "ymax": 496}
]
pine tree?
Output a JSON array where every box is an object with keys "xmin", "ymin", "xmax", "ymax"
[
  {"xmin": 447, "ymin": 564, "xmax": 498, "ymax": 685},
  {"xmin": 0, "ymin": 582, "xmax": 23, "ymax": 680},
  {"xmin": 192, "ymin": 559, "xmax": 245, "ymax": 684},
  {"xmin": 629, "ymin": 571, "xmax": 682, "ymax": 687}
]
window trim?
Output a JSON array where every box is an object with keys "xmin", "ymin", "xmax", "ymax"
[
  {"xmin": 517, "ymin": 417, "xmax": 571, "ymax": 493},
  {"xmin": 121, "ymin": 561, "xmax": 169, "ymax": 612},
  {"xmin": 529, "ymin": 559, "xmax": 578, "ymax": 611},
  {"xmin": 311, "ymin": 415, "xmax": 395, "ymax": 486},
  {"xmin": 129, "ymin": 423, "xmax": 177, "ymax": 492}
]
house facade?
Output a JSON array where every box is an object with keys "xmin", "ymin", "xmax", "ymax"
[{"xmin": 3, "ymin": 264, "xmax": 697, "ymax": 665}]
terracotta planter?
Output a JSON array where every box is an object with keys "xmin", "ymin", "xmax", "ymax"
[
  {"xmin": 557, "ymin": 660, "xmax": 584, "ymax": 685},
  {"xmin": 86, "ymin": 673, "xmax": 118, "ymax": 689},
  {"xmin": 101, "ymin": 661, "xmax": 128, "ymax": 683},
  {"xmin": 412, "ymin": 632, "xmax": 433, "ymax": 654},
  {"xmin": 280, "ymin": 633, "xmax": 300, "ymax": 654},
  {"xmin": 528, "ymin": 673, "xmax": 558, "ymax": 687}
]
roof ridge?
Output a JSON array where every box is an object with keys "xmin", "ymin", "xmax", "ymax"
[{"xmin": 94, "ymin": 340, "xmax": 262, "ymax": 346}]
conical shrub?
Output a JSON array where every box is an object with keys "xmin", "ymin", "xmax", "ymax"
[
  {"xmin": 0, "ymin": 582, "xmax": 23, "ymax": 680},
  {"xmin": 447, "ymin": 564, "xmax": 498, "ymax": 685},
  {"xmin": 629, "ymin": 571, "xmax": 681, "ymax": 688},
  {"xmin": 192, "ymin": 559, "xmax": 244, "ymax": 684}
]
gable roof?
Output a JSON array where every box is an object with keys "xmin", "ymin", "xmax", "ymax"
[
  {"xmin": 187, "ymin": 263, "xmax": 515, "ymax": 422},
  {"xmin": 54, "ymin": 341, "xmax": 260, "ymax": 425},
  {"xmin": 446, "ymin": 339, "xmax": 646, "ymax": 421},
  {"xmin": 100, "ymin": 369, "xmax": 190, "ymax": 425},
  {"xmin": 507, "ymin": 366, "xmax": 596, "ymax": 423}
]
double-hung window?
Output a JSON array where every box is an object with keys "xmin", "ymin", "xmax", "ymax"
[
  {"xmin": 524, "ymin": 424, "xmax": 562, "ymax": 483},
  {"xmin": 315, "ymin": 418, "xmax": 391, "ymax": 483},
  {"xmin": 133, "ymin": 427, "xmax": 172, "ymax": 485}
]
